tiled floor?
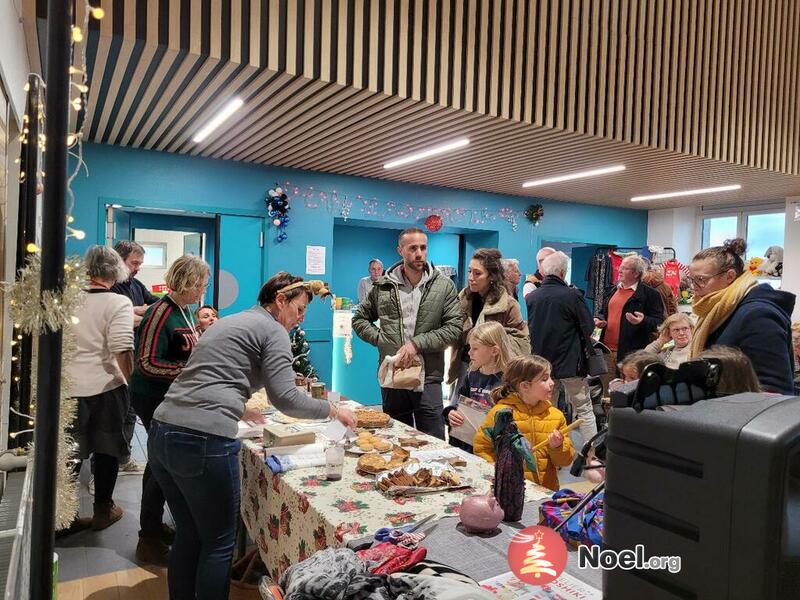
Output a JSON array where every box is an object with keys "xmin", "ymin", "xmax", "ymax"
[{"xmin": 56, "ymin": 422, "xmax": 173, "ymax": 598}]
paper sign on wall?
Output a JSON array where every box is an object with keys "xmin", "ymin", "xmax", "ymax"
[{"xmin": 306, "ymin": 245, "xmax": 326, "ymax": 275}]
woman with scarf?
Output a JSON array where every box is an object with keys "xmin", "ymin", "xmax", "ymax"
[{"xmin": 688, "ymin": 238, "xmax": 795, "ymax": 394}]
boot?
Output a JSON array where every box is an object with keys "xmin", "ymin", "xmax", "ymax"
[
  {"xmin": 55, "ymin": 516, "xmax": 93, "ymax": 539},
  {"xmin": 92, "ymin": 501, "xmax": 123, "ymax": 531},
  {"xmin": 136, "ymin": 536, "xmax": 170, "ymax": 567}
]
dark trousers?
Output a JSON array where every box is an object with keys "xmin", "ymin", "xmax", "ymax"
[
  {"xmin": 381, "ymin": 383, "xmax": 445, "ymax": 439},
  {"xmin": 74, "ymin": 454, "xmax": 118, "ymax": 504},
  {"xmin": 121, "ymin": 405, "xmax": 138, "ymax": 463},
  {"xmin": 131, "ymin": 392, "xmax": 166, "ymax": 538},
  {"xmin": 148, "ymin": 420, "xmax": 241, "ymax": 600}
]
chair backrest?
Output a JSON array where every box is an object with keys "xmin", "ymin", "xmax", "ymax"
[
  {"xmin": 609, "ymin": 359, "xmax": 723, "ymax": 412},
  {"xmin": 632, "ymin": 359, "xmax": 723, "ymax": 411}
]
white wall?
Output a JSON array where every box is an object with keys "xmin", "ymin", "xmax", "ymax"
[
  {"xmin": 0, "ymin": 0, "xmax": 30, "ymax": 126},
  {"xmin": 647, "ymin": 206, "xmax": 700, "ymax": 263},
  {"xmin": 133, "ymin": 229, "xmax": 192, "ymax": 291},
  {"xmin": 782, "ymin": 197, "xmax": 800, "ymax": 320}
]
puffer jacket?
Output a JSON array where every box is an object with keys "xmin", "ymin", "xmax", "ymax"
[
  {"xmin": 352, "ymin": 261, "xmax": 461, "ymax": 384},
  {"xmin": 447, "ymin": 287, "xmax": 530, "ymax": 382},
  {"xmin": 473, "ymin": 392, "xmax": 574, "ymax": 491}
]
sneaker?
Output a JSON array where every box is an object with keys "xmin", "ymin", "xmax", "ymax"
[
  {"xmin": 136, "ymin": 537, "xmax": 170, "ymax": 567},
  {"xmin": 92, "ymin": 501, "xmax": 124, "ymax": 531},
  {"xmin": 87, "ymin": 474, "xmax": 95, "ymax": 496},
  {"xmin": 119, "ymin": 458, "xmax": 144, "ymax": 473}
]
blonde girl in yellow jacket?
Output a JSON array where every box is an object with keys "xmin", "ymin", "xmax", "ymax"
[{"xmin": 473, "ymin": 355, "xmax": 575, "ymax": 491}]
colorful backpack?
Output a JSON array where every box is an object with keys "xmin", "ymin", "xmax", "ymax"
[{"xmin": 538, "ymin": 488, "xmax": 604, "ymax": 547}]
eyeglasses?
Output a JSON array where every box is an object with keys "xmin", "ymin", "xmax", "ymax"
[{"xmin": 686, "ymin": 270, "xmax": 729, "ymax": 288}]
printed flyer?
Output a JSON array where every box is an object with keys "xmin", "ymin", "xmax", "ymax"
[{"xmin": 479, "ymin": 570, "xmax": 601, "ymax": 600}]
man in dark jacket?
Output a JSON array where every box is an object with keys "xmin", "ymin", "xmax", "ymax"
[
  {"xmin": 595, "ymin": 255, "xmax": 664, "ymax": 387},
  {"xmin": 705, "ymin": 285, "xmax": 796, "ymax": 394},
  {"xmin": 353, "ymin": 228, "xmax": 461, "ymax": 439},
  {"xmin": 527, "ymin": 252, "xmax": 597, "ymax": 443},
  {"xmin": 522, "ymin": 247, "xmax": 556, "ymax": 300}
]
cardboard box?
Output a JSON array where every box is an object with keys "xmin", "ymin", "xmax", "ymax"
[{"xmin": 262, "ymin": 424, "xmax": 317, "ymax": 448}]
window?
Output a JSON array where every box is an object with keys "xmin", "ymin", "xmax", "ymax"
[
  {"xmin": 700, "ymin": 207, "xmax": 786, "ymax": 278},
  {"xmin": 702, "ymin": 216, "xmax": 738, "ymax": 249},
  {"xmin": 140, "ymin": 242, "xmax": 167, "ymax": 268},
  {"xmin": 746, "ymin": 213, "xmax": 785, "ymax": 261}
]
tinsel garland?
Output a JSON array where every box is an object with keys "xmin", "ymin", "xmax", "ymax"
[{"xmin": 6, "ymin": 254, "xmax": 86, "ymax": 530}]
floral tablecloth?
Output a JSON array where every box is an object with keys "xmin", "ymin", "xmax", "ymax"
[{"xmin": 239, "ymin": 415, "xmax": 551, "ymax": 581}]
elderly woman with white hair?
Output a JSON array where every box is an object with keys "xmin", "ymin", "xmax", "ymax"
[
  {"xmin": 66, "ymin": 245, "xmax": 135, "ymax": 531},
  {"xmin": 500, "ymin": 257, "xmax": 522, "ymax": 300}
]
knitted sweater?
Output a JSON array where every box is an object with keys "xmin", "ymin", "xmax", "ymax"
[{"xmin": 130, "ymin": 296, "xmax": 198, "ymax": 400}]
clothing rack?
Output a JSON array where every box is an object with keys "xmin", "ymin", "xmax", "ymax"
[{"xmin": 592, "ymin": 245, "xmax": 677, "ymax": 263}]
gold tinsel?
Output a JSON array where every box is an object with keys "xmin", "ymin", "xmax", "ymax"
[{"xmin": 5, "ymin": 254, "xmax": 86, "ymax": 529}]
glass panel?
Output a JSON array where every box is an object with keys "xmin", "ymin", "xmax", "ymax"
[
  {"xmin": 746, "ymin": 212, "xmax": 785, "ymax": 262},
  {"xmin": 702, "ymin": 215, "xmax": 738, "ymax": 249}
]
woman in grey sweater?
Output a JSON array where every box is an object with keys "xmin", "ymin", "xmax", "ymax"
[{"xmin": 149, "ymin": 272, "xmax": 355, "ymax": 600}]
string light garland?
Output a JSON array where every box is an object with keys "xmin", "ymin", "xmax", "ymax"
[
  {"xmin": 8, "ymin": 2, "xmax": 104, "ymax": 529},
  {"xmin": 282, "ymin": 181, "xmax": 527, "ymax": 230}
]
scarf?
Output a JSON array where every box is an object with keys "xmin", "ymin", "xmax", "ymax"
[{"xmin": 690, "ymin": 272, "xmax": 758, "ymax": 358}]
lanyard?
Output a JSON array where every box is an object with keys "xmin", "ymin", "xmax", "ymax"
[{"xmin": 174, "ymin": 301, "xmax": 198, "ymax": 339}]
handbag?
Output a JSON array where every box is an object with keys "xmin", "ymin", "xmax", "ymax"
[
  {"xmin": 538, "ymin": 488, "xmax": 604, "ymax": 547},
  {"xmin": 579, "ymin": 326, "xmax": 608, "ymax": 377}
]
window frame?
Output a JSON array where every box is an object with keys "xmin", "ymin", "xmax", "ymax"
[{"xmin": 700, "ymin": 204, "xmax": 785, "ymax": 254}]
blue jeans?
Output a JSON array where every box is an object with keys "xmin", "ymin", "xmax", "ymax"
[{"xmin": 148, "ymin": 420, "xmax": 241, "ymax": 600}]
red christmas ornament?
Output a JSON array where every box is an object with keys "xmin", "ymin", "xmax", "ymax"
[{"xmin": 425, "ymin": 214, "xmax": 443, "ymax": 232}]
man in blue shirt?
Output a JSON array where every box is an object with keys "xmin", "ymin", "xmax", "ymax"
[
  {"xmin": 111, "ymin": 241, "xmax": 160, "ymax": 473},
  {"xmin": 112, "ymin": 241, "xmax": 160, "ymax": 327}
]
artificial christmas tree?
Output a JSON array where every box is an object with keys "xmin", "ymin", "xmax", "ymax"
[{"xmin": 290, "ymin": 328, "xmax": 318, "ymax": 379}]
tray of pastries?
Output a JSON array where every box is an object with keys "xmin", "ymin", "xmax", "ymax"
[
  {"xmin": 356, "ymin": 447, "xmax": 410, "ymax": 475},
  {"xmin": 375, "ymin": 461, "xmax": 470, "ymax": 497},
  {"xmin": 347, "ymin": 431, "xmax": 393, "ymax": 454},
  {"xmin": 355, "ymin": 408, "xmax": 392, "ymax": 429}
]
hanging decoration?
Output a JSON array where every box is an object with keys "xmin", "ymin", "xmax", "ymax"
[
  {"xmin": 6, "ymin": 1, "xmax": 105, "ymax": 530},
  {"xmin": 524, "ymin": 204, "xmax": 545, "ymax": 227},
  {"xmin": 424, "ymin": 214, "xmax": 443, "ymax": 232},
  {"xmin": 266, "ymin": 184, "xmax": 291, "ymax": 242},
  {"xmin": 340, "ymin": 196, "xmax": 352, "ymax": 222},
  {"xmin": 279, "ymin": 180, "xmax": 535, "ymax": 230},
  {"xmin": 5, "ymin": 254, "xmax": 87, "ymax": 529}
]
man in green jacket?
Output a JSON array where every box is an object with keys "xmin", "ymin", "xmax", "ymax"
[{"xmin": 353, "ymin": 228, "xmax": 461, "ymax": 439}]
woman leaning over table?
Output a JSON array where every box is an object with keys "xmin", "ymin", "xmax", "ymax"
[{"xmin": 148, "ymin": 271, "xmax": 356, "ymax": 600}]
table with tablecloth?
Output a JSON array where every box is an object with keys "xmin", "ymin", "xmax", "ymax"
[{"xmin": 239, "ymin": 411, "xmax": 552, "ymax": 582}]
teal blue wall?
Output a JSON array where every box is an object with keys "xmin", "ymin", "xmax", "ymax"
[{"xmin": 69, "ymin": 143, "xmax": 648, "ymax": 401}]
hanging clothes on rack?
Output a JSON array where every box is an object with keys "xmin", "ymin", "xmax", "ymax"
[
  {"xmin": 585, "ymin": 250, "xmax": 613, "ymax": 316},
  {"xmin": 662, "ymin": 258, "xmax": 689, "ymax": 297}
]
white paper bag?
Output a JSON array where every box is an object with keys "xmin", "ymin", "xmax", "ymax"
[{"xmin": 378, "ymin": 354, "xmax": 425, "ymax": 392}]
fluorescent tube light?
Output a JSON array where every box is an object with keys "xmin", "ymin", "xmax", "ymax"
[
  {"xmin": 630, "ymin": 184, "xmax": 742, "ymax": 202},
  {"xmin": 522, "ymin": 164, "xmax": 626, "ymax": 188},
  {"xmin": 192, "ymin": 97, "xmax": 244, "ymax": 143},
  {"xmin": 383, "ymin": 138, "xmax": 470, "ymax": 169}
]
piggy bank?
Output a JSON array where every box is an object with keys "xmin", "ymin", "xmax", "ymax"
[{"xmin": 459, "ymin": 493, "xmax": 505, "ymax": 533}]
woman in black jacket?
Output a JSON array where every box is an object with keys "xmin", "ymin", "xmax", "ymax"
[{"xmin": 688, "ymin": 238, "xmax": 795, "ymax": 394}]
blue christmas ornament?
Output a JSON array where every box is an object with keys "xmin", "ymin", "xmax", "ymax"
[{"xmin": 266, "ymin": 184, "xmax": 291, "ymax": 243}]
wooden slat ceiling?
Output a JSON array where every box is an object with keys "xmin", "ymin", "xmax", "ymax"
[{"xmin": 33, "ymin": 0, "xmax": 800, "ymax": 210}]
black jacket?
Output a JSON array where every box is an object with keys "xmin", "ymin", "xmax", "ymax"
[
  {"xmin": 706, "ymin": 284, "xmax": 796, "ymax": 394},
  {"xmin": 526, "ymin": 275, "xmax": 595, "ymax": 379},
  {"xmin": 598, "ymin": 282, "xmax": 664, "ymax": 361}
]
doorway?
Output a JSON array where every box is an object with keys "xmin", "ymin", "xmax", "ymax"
[{"xmin": 106, "ymin": 206, "xmax": 266, "ymax": 316}]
